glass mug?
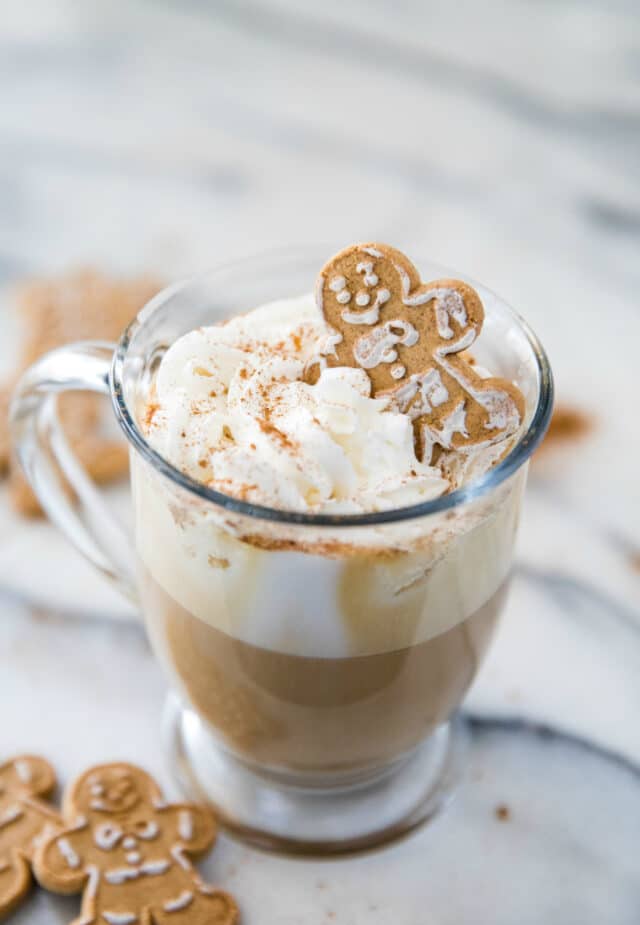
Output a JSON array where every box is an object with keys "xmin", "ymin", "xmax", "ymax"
[{"xmin": 11, "ymin": 250, "xmax": 553, "ymax": 854}]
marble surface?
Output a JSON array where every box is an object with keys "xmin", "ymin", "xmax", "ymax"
[{"xmin": 1, "ymin": 1, "xmax": 639, "ymax": 921}]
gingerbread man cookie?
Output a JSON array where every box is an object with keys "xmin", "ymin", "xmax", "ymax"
[
  {"xmin": 306, "ymin": 243, "xmax": 525, "ymax": 463},
  {"xmin": 0, "ymin": 755, "xmax": 61, "ymax": 919},
  {"xmin": 34, "ymin": 763, "xmax": 238, "ymax": 925}
]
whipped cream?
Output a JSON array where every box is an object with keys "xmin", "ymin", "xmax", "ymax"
[
  {"xmin": 142, "ymin": 294, "xmax": 512, "ymax": 513},
  {"xmin": 143, "ymin": 295, "xmax": 451, "ymax": 512}
]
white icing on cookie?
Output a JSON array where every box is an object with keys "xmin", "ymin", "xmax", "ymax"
[
  {"xmin": 85, "ymin": 864, "xmax": 100, "ymax": 900},
  {"xmin": 106, "ymin": 868, "xmax": 135, "ymax": 885},
  {"xmin": 341, "ymin": 303, "xmax": 380, "ymax": 325},
  {"xmin": 393, "ymin": 368, "xmax": 450, "ymax": 418},
  {"xmin": 421, "ymin": 401, "xmax": 469, "ymax": 463},
  {"xmin": 94, "ymin": 823, "xmax": 123, "ymax": 851},
  {"xmin": 356, "ymin": 261, "xmax": 378, "ymax": 287},
  {"xmin": 178, "ymin": 811, "xmax": 193, "ymax": 841},
  {"xmin": 164, "ymin": 890, "xmax": 194, "ymax": 913},
  {"xmin": 341, "ymin": 287, "xmax": 390, "ymax": 326},
  {"xmin": 171, "ymin": 844, "xmax": 191, "ymax": 871},
  {"xmin": 57, "ymin": 837, "xmax": 81, "ymax": 869},
  {"xmin": 141, "ymin": 859, "xmax": 170, "ymax": 876},
  {"xmin": 102, "ymin": 913, "xmax": 137, "ymax": 925},
  {"xmin": 323, "ymin": 331, "xmax": 343, "ymax": 357},
  {"xmin": 104, "ymin": 859, "xmax": 170, "ymax": 884},
  {"xmin": 435, "ymin": 330, "xmax": 518, "ymax": 437},
  {"xmin": 135, "ymin": 821, "xmax": 159, "ymax": 840},
  {"xmin": 354, "ymin": 320, "xmax": 418, "ymax": 370}
]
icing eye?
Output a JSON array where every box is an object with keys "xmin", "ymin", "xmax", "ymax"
[
  {"xmin": 336, "ymin": 290, "xmax": 351, "ymax": 305},
  {"xmin": 134, "ymin": 820, "xmax": 159, "ymax": 840},
  {"xmin": 94, "ymin": 822, "xmax": 123, "ymax": 851},
  {"xmin": 355, "ymin": 292, "xmax": 370, "ymax": 307}
]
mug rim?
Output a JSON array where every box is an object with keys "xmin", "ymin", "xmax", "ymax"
[{"xmin": 111, "ymin": 247, "xmax": 554, "ymax": 528}]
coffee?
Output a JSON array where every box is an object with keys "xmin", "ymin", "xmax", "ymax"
[{"xmin": 141, "ymin": 563, "xmax": 507, "ymax": 776}]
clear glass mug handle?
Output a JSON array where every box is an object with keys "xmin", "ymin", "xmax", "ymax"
[{"xmin": 10, "ymin": 341, "xmax": 137, "ymax": 602}]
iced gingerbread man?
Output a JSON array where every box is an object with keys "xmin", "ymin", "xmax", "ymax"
[
  {"xmin": 34, "ymin": 762, "xmax": 238, "ymax": 925},
  {"xmin": 0, "ymin": 754, "xmax": 61, "ymax": 919},
  {"xmin": 306, "ymin": 242, "xmax": 525, "ymax": 463}
]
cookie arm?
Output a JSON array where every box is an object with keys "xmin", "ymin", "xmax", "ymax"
[
  {"xmin": 33, "ymin": 825, "xmax": 88, "ymax": 894},
  {"xmin": 159, "ymin": 804, "xmax": 217, "ymax": 856},
  {"xmin": 0, "ymin": 851, "xmax": 31, "ymax": 919}
]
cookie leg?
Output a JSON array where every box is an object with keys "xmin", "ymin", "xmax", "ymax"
[
  {"xmin": 151, "ymin": 888, "xmax": 238, "ymax": 925},
  {"xmin": 0, "ymin": 853, "xmax": 32, "ymax": 919}
]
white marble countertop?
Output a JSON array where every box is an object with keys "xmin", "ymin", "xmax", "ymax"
[{"xmin": 1, "ymin": 2, "xmax": 639, "ymax": 922}]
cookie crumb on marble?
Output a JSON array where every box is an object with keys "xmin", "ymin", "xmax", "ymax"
[
  {"xmin": 494, "ymin": 803, "xmax": 511, "ymax": 822},
  {"xmin": 536, "ymin": 403, "xmax": 593, "ymax": 455}
]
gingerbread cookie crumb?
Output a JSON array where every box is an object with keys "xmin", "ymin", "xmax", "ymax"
[
  {"xmin": 628, "ymin": 551, "xmax": 640, "ymax": 573},
  {"xmin": 494, "ymin": 803, "xmax": 511, "ymax": 822},
  {"xmin": 537, "ymin": 404, "xmax": 593, "ymax": 454},
  {"xmin": 0, "ymin": 385, "xmax": 15, "ymax": 476}
]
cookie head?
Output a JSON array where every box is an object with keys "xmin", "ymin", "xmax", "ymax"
[
  {"xmin": 317, "ymin": 243, "xmax": 411, "ymax": 332},
  {"xmin": 68, "ymin": 764, "xmax": 161, "ymax": 817},
  {"xmin": 310, "ymin": 243, "xmax": 485, "ymax": 395},
  {"xmin": 0, "ymin": 755, "xmax": 56, "ymax": 799}
]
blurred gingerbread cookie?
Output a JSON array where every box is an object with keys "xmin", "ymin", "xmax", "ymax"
[
  {"xmin": 0, "ymin": 755, "xmax": 61, "ymax": 919},
  {"xmin": 1, "ymin": 270, "xmax": 162, "ymax": 515},
  {"xmin": 306, "ymin": 243, "xmax": 524, "ymax": 463},
  {"xmin": 34, "ymin": 762, "xmax": 238, "ymax": 925},
  {"xmin": 0, "ymin": 387, "xmax": 13, "ymax": 479}
]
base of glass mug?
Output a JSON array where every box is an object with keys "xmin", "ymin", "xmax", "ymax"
[{"xmin": 162, "ymin": 694, "xmax": 465, "ymax": 856}]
